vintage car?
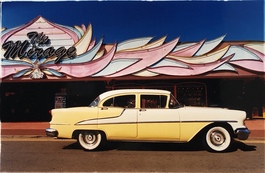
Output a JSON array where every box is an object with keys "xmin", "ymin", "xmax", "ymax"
[{"xmin": 46, "ymin": 89, "xmax": 250, "ymax": 152}]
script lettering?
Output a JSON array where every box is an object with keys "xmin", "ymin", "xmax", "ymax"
[
  {"xmin": 27, "ymin": 32, "xmax": 50, "ymax": 46},
  {"xmin": 2, "ymin": 31, "xmax": 77, "ymax": 63},
  {"xmin": 2, "ymin": 41, "xmax": 29, "ymax": 59}
]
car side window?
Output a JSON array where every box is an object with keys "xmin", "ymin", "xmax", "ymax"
[
  {"xmin": 103, "ymin": 98, "xmax": 113, "ymax": 107},
  {"xmin": 140, "ymin": 95, "xmax": 167, "ymax": 108},
  {"xmin": 103, "ymin": 95, "xmax": 135, "ymax": 108}
]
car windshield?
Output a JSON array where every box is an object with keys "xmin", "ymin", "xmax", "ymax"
[
  {"xmin": 169, "ymin": 94, "xmax": 182, "ymax": 108},
  {"xmin": 89, "ymin": 97, "xmax": 100, "ymax": 107}
]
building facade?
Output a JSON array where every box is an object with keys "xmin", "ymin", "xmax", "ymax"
[{"xmin": 1, "ymin": 16, "xmax": 264, "ymax": 122}]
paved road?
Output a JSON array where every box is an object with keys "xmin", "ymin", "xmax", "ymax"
[{"xmin": 1, "ymin": 138, "xmax": 264, "ymax": 172}]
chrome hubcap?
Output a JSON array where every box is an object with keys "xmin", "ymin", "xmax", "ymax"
[
  {"xmin": 210, "ymin": 131, "xmax": 225, "ymax": 146},
  {"xmin": 84, "ymin": 133, "xmax": 96, "ymax": 144}
]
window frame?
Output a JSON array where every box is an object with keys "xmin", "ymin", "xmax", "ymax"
[
  {"xmin": 140, "ymin": 94, "xmax": 168, "ymax": 109},
  {"xmin": 101, "ymin": 94, "xmax": 136, "ymax": 108}
]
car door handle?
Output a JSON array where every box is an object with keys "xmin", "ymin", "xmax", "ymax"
[
  {"xmin": 139, "ymin": 109, "xmax": 146, "ymax": 112},
  {"xmin": 101, "ymin": 107, "xmax": 108, "ymax": 110}
]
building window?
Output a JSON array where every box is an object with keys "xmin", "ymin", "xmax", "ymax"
[{"xmin": 176, "ymin": 82, "xmax": 207, "ymax": 106}]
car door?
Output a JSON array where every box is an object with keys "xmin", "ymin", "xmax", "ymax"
[
  {"xmin": 97, "ymin": 94, "xmax": 138, "ymax": 139},
  {"xmin": 137, "ymin": 94, "xmax": 180, "ymax": 140}
]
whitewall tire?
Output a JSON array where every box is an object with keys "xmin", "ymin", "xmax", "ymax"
[
  {"xmin": 78, "ymin": 131, "xmax": 103, "ymax": 151},
  {"xmin": 204, "ymin": 126, "xmax": 232, "ymax": 152}
]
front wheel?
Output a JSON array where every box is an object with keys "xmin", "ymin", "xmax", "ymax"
[
  {"xmin": 203, "ymin": 126, "xmax": 232, "ymax": 152},
  {"xmin": 78, "ymin": 131, "xmax": 103, "ymax": 151}
]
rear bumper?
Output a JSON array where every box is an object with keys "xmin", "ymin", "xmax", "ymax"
[
  {"xmin": 46, "ymin": 128, "xmax": 58, "ymax": 137},
  {"xmin": 235, "ymin": 128, "xmax": 251, "ymax": 140}
]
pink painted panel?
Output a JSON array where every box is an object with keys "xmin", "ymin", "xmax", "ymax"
[
  {"xmin": 169, "ymin": 39, "xmax": 205, "ymax": 57},
  {"xmin": 147, "ymin": 54, "xmax": 234, "ymax": 76},
  {"xmin": 107, "ymin": 37, "xmax": 179, "ymax": 77},
  {"xmin": 229, "ymin": 46, "xmax": 265, "ymax": 72},
  {"xmin": 229, "ymin": 60, "xmax": 265, "ymax": 73},
  {"xmin": 1, "ymin": 65, "xmax": 30, "ymax": 78},
  {"xmin": 45, "ymin": 44, "xmax": 116, "ymax": 77}
]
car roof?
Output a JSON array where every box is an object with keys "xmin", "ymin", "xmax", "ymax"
[{"xmin": 99, "ymin": 89, "xmax": 171, "ymax": 100}]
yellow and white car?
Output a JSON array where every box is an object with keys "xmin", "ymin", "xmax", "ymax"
[{"xmin": 46, "ymin": 89, "xmax": 250, "ymax": 152}]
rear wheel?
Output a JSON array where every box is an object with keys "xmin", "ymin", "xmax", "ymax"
[
  {"xmin": 204, "ymin": 126, "xmax": 232, "ymax": 152},
  {"xmin": 78, "ymin": 131, "xmax": 103, "ymax": 151}
]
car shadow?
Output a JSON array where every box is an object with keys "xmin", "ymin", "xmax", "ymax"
[
  {"xmin": 63, "ymin": 142, "xmax": 81, "ymax": 150},
  {"xmin": 232, "ymin": 141, "xmax": 257, "ymax": 152},
  {"xmin": 108, "ymin": 141, "xmax": 205, "ymax": 151},
  {"xmin": 63, "ymin": 139, "xmax": 256, "ymax": 152}
]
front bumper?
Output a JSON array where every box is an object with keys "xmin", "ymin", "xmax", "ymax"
[
  {"xmin": 46, "ymin": 128, "xmax": 58, "ymax": 137},
  {"xmin": 235, "ymin": 128, "xmax": 251, "ymax": 140}
]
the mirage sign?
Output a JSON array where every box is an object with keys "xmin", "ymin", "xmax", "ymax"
[
  {"xmin": 1, "ymin": 16, "xmax": 264, "ymax": 80},
  {"xmin": 2, "ymin": 31, "xmax": 77, "ymax": 63}
]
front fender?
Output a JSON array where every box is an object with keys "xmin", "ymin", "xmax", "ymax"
[{"xmin": 180, "ymin": 122, "xmax": 211, "ymax": 141}]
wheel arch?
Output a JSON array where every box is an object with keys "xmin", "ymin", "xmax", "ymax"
[
  {"xmin": 190, "ymin": 121, "xmax": 234, "ymax": 142},
  {"xmin": 72, "ymin": 129, "xmax": 107, "ymax": 140},
  {"xmin": 207, "ymin": 121, "xmax": 233, "ymax": 132}
]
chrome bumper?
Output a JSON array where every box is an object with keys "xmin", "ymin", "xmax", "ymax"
[
  {"xmin": 235, "ymin": 128, "xmax": 251, "ymax": 140},
  {"xmin": 46, "ymin": 128, "xmax": 58, "ymax": 137}
]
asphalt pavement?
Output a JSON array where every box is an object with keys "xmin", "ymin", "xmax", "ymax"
[{"xmin": 1, "ymin": 119, "xmax": 264, "ymax": 140}]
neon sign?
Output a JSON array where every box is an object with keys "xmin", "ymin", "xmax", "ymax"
[{"xmin": 2, "ymin": 31, "xmax": 77, "ymax": 63}]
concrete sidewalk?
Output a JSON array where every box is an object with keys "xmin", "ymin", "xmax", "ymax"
[{"xmin": 1, "ymin": 120, "xmax": 264, "ymax": 139}]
